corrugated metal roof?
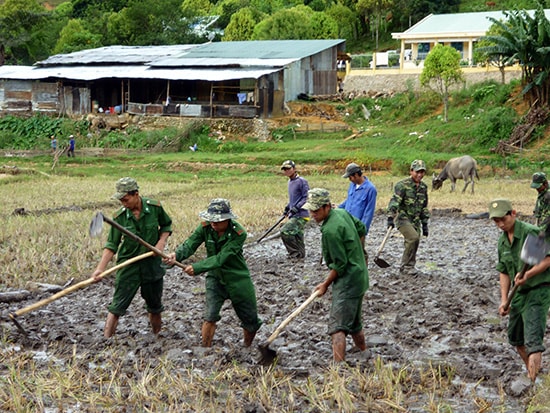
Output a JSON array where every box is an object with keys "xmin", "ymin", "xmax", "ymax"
[
  {"xmin": 166, "ymin": 39, "xmax": 344, "ymax": 60},
  {"xmin": 37, "ymin": 45, "xmax": 199, "ymax": 66},
  {"xmin": 151, "ymin": 57, "xmax": 296, "ymax": 68},
  {"xmin": 36, "ymin": 40, "xmax": 344, "ymax": 68},
  {"xmin": 0, "ymin": 65, "xmax": 280, "ymax": 81},
  {"xmin": 393, "ymin": 9, "xmax": 550, "ymax": 38}
]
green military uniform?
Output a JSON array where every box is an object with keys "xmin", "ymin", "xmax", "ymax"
[
  {"xmin": 387, "ymin": 176, "xmax": 430, "ymax": 271},
  {"xmin": 105, "ymin": 197, "xmax": 173, "ymax": 316},
  {"xmin": 534, "ymin": 189, "xmax": 550, "ymax": 226},
  {"xmin": 320, "ymin": 208, "xmax": 369, "ymax": 335},
  {"xmin": 496, "ymin": 219, "xmax": 550, "ymax": 354},
  {"xmin": 175, "ymin": 220, "xmax": 262, "ymax": 333}
]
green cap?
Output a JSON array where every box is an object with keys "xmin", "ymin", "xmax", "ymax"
[
  {"xmin": 113, "ymin": 177, "xmax": 139, "ymax": 200},
  {"xmin": 531, "ymin": 172, "xmax": 547, "ymax": 189},
  {"xmin": 199, "ymin": 198, "xmax": 238, "ymax": 222},
  {"xmin": 488, "ymin": 198, "xmax": 513, "ymax": 219},
  {"xmin": 303, "ymin": 188, "xmax": 331, "ymax": 211},
  {"xmin": 410, "ymin": 159, "xmax": 426, "ymax": 172},
  {"xmin": 342, "ymin": 162, "xmax": 361, "ymax": 178},
  {"xmin": 281, "ymin": 160, "xmax": 296, "ymax": 170}
]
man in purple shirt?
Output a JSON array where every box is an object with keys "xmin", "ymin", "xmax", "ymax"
[
  {"xmin": 339, "ymin": 162, "xmax": 377, "ymax": 236},
  {"xmin": 280, "ymin": 160, "xmax": 310, "ymax": 259}
]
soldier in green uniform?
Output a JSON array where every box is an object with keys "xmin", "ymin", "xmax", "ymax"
[
  {"xmin": 531, "ymin": 172, "xmax": 550, "ymax": 226},
  {"xmin": 304, "ymin": 188, "xmax": 369, "ymax": 362},
  {"xmin": 92, "ymin": 177, "xmax": 173, "ymax": 338},
  {"xmin": 164, "ymin": 198, "xmax": 262, "ymax": 348},
  {"xmin": 490, "ymin": 198, "xmax": 550, "ymax": 382},
  {"xmin": 387, "ymin": 159, "xmax": 430, "ymax": 276}
]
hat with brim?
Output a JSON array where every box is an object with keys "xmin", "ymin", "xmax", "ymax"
[
  {"xmin": 488, "ymin": 198, "xmax": 513, "ymax": 219},
  {"xmin": 531, "ymin": 172, "xmax": 547, "ymax": 189},
  {"xmin": 199, "ymin": 198, "xmax": 238, "ymax": 222},
  {"xmin": 303, "ymin": 188, "xmax": 331, "ymax": 211},
  {"xmin": 342, "ymin": 162, "xmax": 361, "ymax": 178},
  {"xmin": 112, "ymin": 177, "xmax": 139, "ymax": 200}
]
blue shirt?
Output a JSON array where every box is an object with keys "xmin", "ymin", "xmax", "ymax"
[{"xmin": 339, "ymin": 178, "xmax": 377, "ymax": 234}]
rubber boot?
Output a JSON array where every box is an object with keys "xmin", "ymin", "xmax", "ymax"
[
  {"xmin": 104, "ymin": 312, "xmax": 119, "ymax": 338},
  {"xmin": 201, "ymin": 321, "xmax": 217, "ymax": 347},
  {"xmin": 243, "ymin": 329, "xmax": 256, "ymax": 347},
  {"xmin": 149, "ymin": 313, "xmax": 162, "ymax": 335}
]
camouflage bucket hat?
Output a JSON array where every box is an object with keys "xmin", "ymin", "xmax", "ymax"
[
  {"xmin": 199, "ymin": 198, "xmax": 238, "ymax": 222},
  {"xmin": 531, "ymin": 172, "xmax": 547, "ymax": 189},
  {"xmin": 113, "ymin": 177, "xmax": 139, "ymax": 200},
  {"xmin": 342, "ymin": 162, "xmax": 362, "ymax": 178},
  {"xmin": 488, "ymin": 198, "xmax": 513, "ymax": 219},
  {"xmin": 411, "ymin": 159, "xmax": 426, "ymax": 172},
  {"xmin": 303, "ymin": 188, "xmax": 331, "ymax": 211}
]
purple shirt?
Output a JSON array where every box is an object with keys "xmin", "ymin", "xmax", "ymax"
[{"xmin": 286, "ymin": 174, "xmax": 309, "ymax": 218}]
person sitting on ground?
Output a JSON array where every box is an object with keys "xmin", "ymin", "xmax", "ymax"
[{"xmin": 163, "ymin": 198, "xmax": 262, "ymax": 347}]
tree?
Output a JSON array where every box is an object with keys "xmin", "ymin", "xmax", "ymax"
[
  {"xmin": 309, "ymin": 12, "xmax": 339, "ymax": 39},
  {"xmin": 420, "ymin": 44, "xmax": 464, "ymax": 122},
  {"xmin": 356, "ymin": 0, "xmax": 393, "ymax": 50},
  {"xmin": 252, "ymin": 7, "xmax": 312, "ymax": 39},
  {"xmin": 54, "ymin": 19, "xmax": 102, "ymax": 54},
  {"xmin": 481, "ymin": 4, "xmax": 550, "ymax": 107},
  {"xmin": 223, "ymin": 8, "xmax": 259, "ymax": 41},
  {"xmin": 0, "ymin": 0, "xmax": 51, "ymax": 64},
  {"xmin": 475, "ymin": 23, "xmax": 515, "ymax": 84},
  {"xmin": 326, "ymin": 3, "xmax": 360, "ymax": 41}
]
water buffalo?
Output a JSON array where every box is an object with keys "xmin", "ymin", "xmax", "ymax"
[{"xmin": 432, "ymin": 155, "xmax": 479, "ymax": 194}]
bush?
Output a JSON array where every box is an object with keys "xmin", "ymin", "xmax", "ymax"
[{"xmin": 474, "ymin": 106, "xmax": 517, "ymax": 147}]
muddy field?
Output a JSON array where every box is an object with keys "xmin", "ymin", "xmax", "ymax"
[{"xmin": 0, "ymin": 211, "xmax": 541, "ymax": 410}]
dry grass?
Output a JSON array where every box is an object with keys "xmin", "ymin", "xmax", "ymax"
[
  {"xmin": 0, "ymin": 170, "xmax": 542, "ymax": 411},
  {"xmin": 0, "ymin": 173, "xmax": 537, "ymax": 289}
]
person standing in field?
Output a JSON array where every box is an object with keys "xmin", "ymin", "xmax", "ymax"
[
  {"xmin": 91, "ymin": 177, "xmax": 172, "ymax": 338},
  {"xmin": 490, "ymin": 198, "xmax": 550, "ymax": 382},
  {"xmin": 67, "ymin": 135, "xmax": 75, "ymax": 157},
  {"xmin": 339, "ymin": 162, "xmax": 378, "ymax": 235},
  {"xmin": 280, "ymin": 160, "xmax": 310, "ymax": 259},
  {"xmin": 386, "ymin": 159, "xmax": 430, "ymax": 276},
  {"xmin": 163, "ymin": 198, "xmax": 262, "ymax": 348},
  {"xmin": 50, "ymin": 135, "xmax": 57, "ymax": 153},
  {"xmin": 304, "ymin": 188, "xmax": 369, "ymax": 362},
  {"xmin": 531, "ymin": 172, "xmax": 550, "ymax": 226}
]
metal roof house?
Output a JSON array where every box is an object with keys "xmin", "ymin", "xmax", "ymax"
[
  {"xmin": 0, "ymin": 40, "xmax": 345, "ymax": 119},
  {"xmin": 392, "ymin": 10, "xmax": 550, "ymax": 70}
]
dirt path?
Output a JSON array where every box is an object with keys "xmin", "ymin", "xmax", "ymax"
[{"xmin": 0, "ymin": 212, "xmax": 533, "ymax": 410}]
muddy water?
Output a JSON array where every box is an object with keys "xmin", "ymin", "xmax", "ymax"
[{"xmin": 1, "ymin": 212, "xmax": 536, "ymax": 410}]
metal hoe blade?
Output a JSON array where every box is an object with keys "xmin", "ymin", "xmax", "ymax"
[
  {"xmin": 89, "ymin": 212, "xmax": 105, "ymax": 238},
  {"xmin": 521, "ymin": 233, "xmax": 549, "ymax": 265}
]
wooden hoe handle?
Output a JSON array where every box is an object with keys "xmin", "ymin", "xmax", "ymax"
[{"xmin": 10, "ymin": 251, "xmax": 155, "ymax": 318}]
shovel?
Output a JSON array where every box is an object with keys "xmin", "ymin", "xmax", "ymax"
[
  {"xmin": 258, "ymin": 289, "xmax": 320, "ymax": 365},
  {"xmin": 89, "ymin": 212, "xmax": 186, "ymax": 270},
  {"xmin": 503, "ymin": 233, "xmax": 550, "ymax": 312},
  {"xmin": 374, "ymin": 227, "xmax": 392, "ymax": 268},
  {"xmin": 256, "ymin": 213, "xmax": 287, "ymax": 244},
  {"xmin": 8, "ymin": 251, "xmax": 154, "ymax": 335}
]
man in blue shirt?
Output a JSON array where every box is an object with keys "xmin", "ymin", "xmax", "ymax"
[{"xmin": 339, "ymin": 162, "xmax": 377, "ymax": 235}]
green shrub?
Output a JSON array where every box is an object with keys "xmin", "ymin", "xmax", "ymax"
[{"xmin": 474, "ymin": 106, "xmax": 517, "ymax": 147}]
